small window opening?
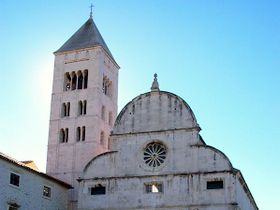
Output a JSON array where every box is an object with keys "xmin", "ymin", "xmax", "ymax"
[
  {"xmin": 78, "ymin": 100, "xmax": 87, "ymax": 116},
  {"xmin": 65, "ymin": 128, "xmax": 69, "ymax": 142},
  {"xmin": 64, "ymin": 72, "xmax": 71, "ymax": 91},
  {"xmin": 62, "ymin": 103, "xmax": 67, "ymax": 117},
  {"xmin": 59, "ymin": 129, "xmax": 65, "ymax": 143},
  {"xmin": 145, "ymin": 183, "xmax": 163, "ymax": 193},
  {"xmin": 78, "ymin": 101, "xmax": 83, "ymax": 115},
  {"xmin": 83, "ymin": 70, "xmax": 88, "ymax": 89},
  {"xmin": 207, "ymin": 180, "xmax": 224, "ymax": 189},
  {"xmin": 77, "ymin": 71, "xmax": 83, "ymax": 89},
  {"xmin": 71, "ymin": 72, "xmax": 77, "ymax": 90},
  {"xmin": 82, "ymin": 126, "xmax": 86, "ymax": 141},
  {"xmin": 60, "ymin": 128, "xmax": 69, "ymax": 143},
  {"xmin": 43, "ymin": 186, "xmax": 51, "ymax": 197},
  {"xmin": 67, "ymin": 102, "xmax": 70, "ymax": 116},
  {"xmin": 62, "ymin": 102, "xmax": 70, "ymax": 117},
  {"xmin": 90, "ymin": 185, "xmax": 106, "ymax": 195},
  {"xmin": 8, "ymin": 204, "xmax": 19, "ymax": 210},
  {"xmin": 102, "ymin": 76, "xmax": 112, "ymax": 97},
  {"xmin": 83, "ymin": 100, "xmax": 87, "ymax": 115},
  {"xmin": 10, "ymin": 173, "xmax": 20, "ymax": 187},
  {"xmin": 76, "ymin": 127, "xmax": 81, "ymax": 141}
]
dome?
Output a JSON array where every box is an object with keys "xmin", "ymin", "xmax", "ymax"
[{"xmin": 113, "ymin": 90, "xmax": 199, "ymax": 134}]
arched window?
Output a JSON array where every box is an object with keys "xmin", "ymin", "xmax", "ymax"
[
  {"xmin": 100, "ymin": 131, "xmax": 104, "ymax": 145},
  {"xmin": 62, "ymin": 103, "xmax": 67, "ymax": 117},
  {"xmin": 83, "ymin": 100, "xmax": 87, "ymax": 115},
  {"xmin": 64, "ymin": 72, "xmax": 71, "ymax": 91},
  {"xmin": 76, "ymin": 127, "xmax": 81, "ymax": 141},
  {"xmin": 102, "ymin": 76, "xmax": 112, "ymax": 97},
  {"xmin": 71, "ymin": 72, "xmax": 77, "ymax": 90},
  {"xmin": 83, "ymin": 70, "xmax": 88, "ymax": 89},
  {"xmin": 59, "ymin": 129, "xmax": 65, "ymax": 143},
  {"xmin": 78, "ymin": 101, "xmax": 83, "ymax": 115},
  {"xmin": 101, "ymin": 106, "xmax": 105, "ymax": 120},
  {"xmin": 62, "ymin": 102, "xmax": 70, "ymax": 117},
  {"xmin": 77, "ymin": 71, "xmax": 83, "ymax": 89},
  {"xmin": 59, "ymin": 128, "xmax": 68, "ymax": 143},
  {"xmin": 82, "ymin": 126, "xmax": 86, "ymax": 141}
]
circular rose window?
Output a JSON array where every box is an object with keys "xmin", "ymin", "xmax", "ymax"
[{"xmin": 143, "ymin": 142, "xmax": 167, "ymax": 168}]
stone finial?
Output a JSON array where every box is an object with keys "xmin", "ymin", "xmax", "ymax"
[{"xmin": 151, "ymin": 73, "xmax": 160, "ymax": 91}]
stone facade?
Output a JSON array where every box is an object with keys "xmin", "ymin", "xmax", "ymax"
[
  {"xmin": 46, "ymin": 16, "xmax": 258, "ymax": 210},
  {"xmin": 0, "ymin": 152, "xmax": 71, "ymax": 210},
  {"xmin": 77, "ymin": 89, "xmax": 258, "ymax": 210},
  {"xmin": 47, "ymin": 44, "xmax": 118, "ymax": 208}
]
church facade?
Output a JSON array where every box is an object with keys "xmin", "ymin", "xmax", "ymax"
[{"xmin": 46, "ymin": 15, "xmax": 258, "ymax": 210}]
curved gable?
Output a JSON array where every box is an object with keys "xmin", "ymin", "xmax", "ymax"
[
  {"xmin": 83, "ymin": 151, "xmax": 118, "ymax": 179},
  {"xmin": 113, "ymin": 91, "xmax": 199, "ymax": 134}
]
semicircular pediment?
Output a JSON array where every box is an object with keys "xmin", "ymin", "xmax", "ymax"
[{"xmin": 113, "ymin": 91, "xmax": 199, "ymax": 135}]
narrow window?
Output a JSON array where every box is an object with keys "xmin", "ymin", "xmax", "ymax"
[
  {"xmin": 10, "ymin": 173, "xmax": 20, "ymax": 187},
  {"xmin": 64, "ymin": 72, "xmax": 71, "ymax": 91},
  {"xmin": 83, "ymin": 100, "xmax": 87, "ymax": 115},
  {"xmin": 90, "ymin": 185, "xmax": 106, "ymax": 195},
  {"xmin": 101, "ymin": 106, "xmax": 105, "ymax": 120},
  {"xmin": 108, "ymin": 112, "xmax": 113, "ymax": 126},
  {"xmin": 82, "ymin": 126, "xmax": 86, "ymax": 141},
  {"xmin": 102, "ymin": 76, "xmax": 106, "ymax": 94},
  {"xmin": 207, "ymin": 180, "xmax": 224, "ymax": 189},
  {"xmin": 43, "ymin": 186, "xmax": 51, "ymax": 198},
  {"xmin": 77, "ymin": 71, "xmax": 83, "ymax": 89},
  {"xmin": 62, "ymin": 103, "xmax": 67, "ymax": 117},
  {"xmin": 100, "ymin": 131, "xmax": 104, "ymax": 145},
  {"xmin": 67, "ymin": 102, "xmax": 70, "ymax": 116},
  {"xmin": 83, "ymin": 70, "xmax": 88, "ymax": 89},
  {"xmin": 59, "ymin": 129, "xmax": 65, "ymax": 143},
  {"xmin": 65, "ymin": 128, "xmax": 69, "ymax": 143},
  {"xmin": 145, "ymin": 183, "xmax": 163, "ymax": 193},
  {"xmin": 71, "ymin": 72, "xmax": 77, "ymax": 90},
  {"xmin": 78, "ymin": 101, "xmax": 83, "ymax": 115},
  {"xmin": 62, "ymin": 102, "xmax": 70, "ymax": 117},
  {"xmin": 76, "ymin": 127, "xmax": 81, "ymax": 141},
  {"xmin": 102, "ymin": 76, "xmax": 112, "ymax": 97}
]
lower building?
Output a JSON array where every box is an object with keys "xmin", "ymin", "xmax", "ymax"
[
  {"xmin": 77, "ymin": 76, "xmax": 258, "ymax": 210},
  {"xmin": 0, "ymin": 152, "xmax": 72, "ymax": 210}
]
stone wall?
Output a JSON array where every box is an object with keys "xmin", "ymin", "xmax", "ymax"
[{"xmin": 0, "ymin": 158, "xmax": 68, "ymax": 210}]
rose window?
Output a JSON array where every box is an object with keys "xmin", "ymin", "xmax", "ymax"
[{"xmin": 143, "ymin": 142, "xmax": 167, "ymax": 167}]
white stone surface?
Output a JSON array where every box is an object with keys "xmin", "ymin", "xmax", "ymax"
[
  {"xmin": 78, "ymin": 91, "xmax": 258, "ymax": 210},
  {"xmin": 0, "ymin": 157, "xmax": 69, "ymax": 210},
  {"xmin": 46, "ymin": 46, "xmax": 119, "ymax": 209}
]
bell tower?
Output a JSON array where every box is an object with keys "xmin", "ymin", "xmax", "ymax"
[{"xmin": 46, "ymin": 15, "xmax": 119, "ymax": 210}]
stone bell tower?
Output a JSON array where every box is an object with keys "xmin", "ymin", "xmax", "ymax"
[{"xmin": 46, "ymin": 14, "xmax": 119, "ymax": 210}]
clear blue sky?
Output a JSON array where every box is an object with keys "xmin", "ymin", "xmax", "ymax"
[{"xmin": 1, "ymin": 1, "xmax": 279, "ymax": 209}]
